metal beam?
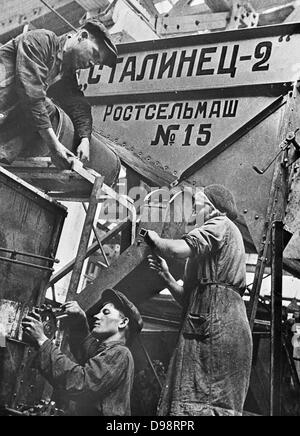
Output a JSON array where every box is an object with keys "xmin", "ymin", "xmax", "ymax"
[
  {"xmin": 169, "ymin": 0, "xmax": 210, "ymax": 16},
  {"xmin": 270, "ymin": 221, "xmax": 283, "ymax": 417},
  {"xmin": 247, "ymin": 87, "xmax": 293, "ymax": 328},
  {"xmin": 284, "ymin": 0, "xmax": 300, "ymax": 22},
  {"xmin": 39, "ymin": 0, "xmax": 77, "ymax": 31},
  {"xmin": 82, "ymin": 202, "xmax": 110, "ymax": 267},
  {"xmin": 67, "ymin": 176, "xmax": 104, "ymax": 300},
  {"xmin": 48, "ymin": 219, "xmax": 132, "ymax": 287},
  {"xmin": 75, "ymin": 0, "xmax": 110, "ymax": 10},
  {"xmin": 228, "ymin": 0, "xmax": 259, "ymax": 30},
  {"xmin": 157, "ymin": 12, "xmax": 229, "ymax": 36},
  {"xmin": 76, "ymin": 188, "xmax": 192, "ymax": 311},
  {"xmin": 76, "ymin": 235, "xmax": 155, "ymax": 311},
  {"xmin": 0, "ymin": 1, "xmax": 85, "ymax": 44},
  {"xmin": 247, "ymin": 228, "xmax": 271, "ymax": 331},
  {"xmin": 259, "ymin": 2, "xmax": 294, "ymax": 26},
  {"xmin": 205, "ymin": 0, "xmax": 231, "ymax": 12},
  {"xmin": 6, "ymin": 164, "xmax": 94, "ymax": 201}
]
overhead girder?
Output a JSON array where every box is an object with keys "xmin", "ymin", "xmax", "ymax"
[{"xmin": 204, "ymin": 0, "xmax": 232, "ymax": 12}]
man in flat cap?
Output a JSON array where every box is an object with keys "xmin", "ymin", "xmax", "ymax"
[
  {"xmin": 22, "ymin": 289, "xmax": 143, "ymax": 416},
  {"xmin": 0, "ymin": 20, "xmax": 117, "ymax": 169},
  {"xmin": 147, "ymin": 185, "xmax": 252, "ymax": 416}
]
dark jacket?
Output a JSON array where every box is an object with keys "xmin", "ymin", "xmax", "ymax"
[
  {"xmin": 37, "ymin": 335, "xmax": 134, "ymax": 416},
  {"xmin": 0, "ymin": 29, "xmax": 92, "ymax": 140}
]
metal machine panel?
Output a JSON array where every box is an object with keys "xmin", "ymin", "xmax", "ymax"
[
  {"xmin": 82, "ymin": 23, "xmax": 300, "ymax": 256},
  {"xmin": 79, "ymin": 23, "xmax": 300, "ymax": 98},
  {"xmin": 0, "ymin": 167, "xmax": 67, "ymax": 409},
  {"xmin": 91, "ymin": 95, "xmax": 281, "ymax": 178},
  {"xmin": 182, "ymin": 103, "xmax": 285, "ymax": 251},
  {"xmin": 0, "ymin": 167, "xmax": 67, "ymax": 305}
]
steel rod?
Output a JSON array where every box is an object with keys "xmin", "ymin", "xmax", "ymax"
[
  {"xmin": 51, "ymin": 285, "xmax": 57, "ymax": 303},
  {"xmin": 0, "ymin": 256, "xmax": 54, "ymax": 272},
  {"xmin": 0, "ymin": 247, "xmax": 58, "ymax": 263},
  {"xmin": 247, "ymin": 228, "xmax": 272, "ymax": 331},
  {"xmin": 270, "ymin": 221, "xmax": 283, "ymax": 416},
  {"xmin": 39, "ymin": 0, "xmax": 77, "ymax": 31}
]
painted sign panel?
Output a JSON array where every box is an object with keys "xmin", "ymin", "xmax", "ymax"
[
  {"xmin": 79, "ymin": 25, "xmax": 300, "ymax": 97},
  {"xmin": 92, "ymin": 96, "xmax": 281, "ymax": 176}
]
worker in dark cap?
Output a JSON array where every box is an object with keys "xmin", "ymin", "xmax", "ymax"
[
  {"xmin": 0, "ymin": 20, "xmax": 117, "ymax": 169},
  {"xmin": 147, "ymin": 185, "xmax": 252, "ymax": 416},
  {"xmin": 22, "ymin": 289, "xmax": 143, "ymax": 416}
]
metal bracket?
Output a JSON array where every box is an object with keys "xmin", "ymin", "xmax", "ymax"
[
  {"xmin": 0, "ymin": 247, "xmax": 58, "ymax": 272},
  {"xmin": 253, "ymin": 129, "xmax": 300, "ymax": 175},
  {"xmin": 0, "ymin": 248, "xmax": 59, "ymax": 264},
  {"xmin": 228, "ymin": 0, "xmax": 259, "ymax": 30},
  {"xmin": 0, "ymin": 257, "xmax": 54, "ymax": 272}
]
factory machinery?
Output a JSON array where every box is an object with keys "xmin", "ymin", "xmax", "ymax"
[{"xmin": 2, "ymin": 19, "xmax": 300, "ymax": 415}]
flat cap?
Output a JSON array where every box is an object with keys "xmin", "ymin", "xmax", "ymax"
[
  {"xmin": 204, "ymin": 184, "xmax": 239, "ymax": 221},
  {"xmin": 82, "ymin": 19, "xmax": 118, "ymax": 67},
  {"xmin": 99, "ymin": 289, "xmax": 143, "ymax": 335}
]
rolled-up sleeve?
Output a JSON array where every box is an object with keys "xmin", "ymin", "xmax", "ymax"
[
  {"xmin": 38, "ymin": 340, "xmax": 132, "ymax": 399},
  {"xmin": 15, "ymin": 31, "xmax": 54, "ymax": 130},
  {"xmin": 182, "ymin": 217, "xmax": 227, "ymax": 257}
]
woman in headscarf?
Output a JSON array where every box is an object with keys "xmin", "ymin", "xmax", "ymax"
[{"xmin": 147, "ymin": 185, "xmax": 253, "ymax": 416}]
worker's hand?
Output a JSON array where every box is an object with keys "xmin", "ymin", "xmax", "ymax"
[
  {"xmin": 148, "ymin": 255, "xmax": 171, "ymax": 283},
  {"xmin": 61, "ymin": 301, "xmax": 86, "ymax": 320},
  {"xmin": 22, "ymin": 309, "xmax": 48, "ymax": 348},
  {"xmin": 76, "ymin": 138, "xmax": 90, "ymax": 164},
  {"xmin": 60, "ymin": 301, "xmax": 89, "ymax": 331},
  {"xmin": 50, "ymin": 142, "xmax": 76, "ymax": 170}
]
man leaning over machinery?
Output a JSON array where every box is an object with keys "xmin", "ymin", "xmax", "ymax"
[{"xmin": 0, "ymin": 19, "xmax": 117, "ymax": 170}]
